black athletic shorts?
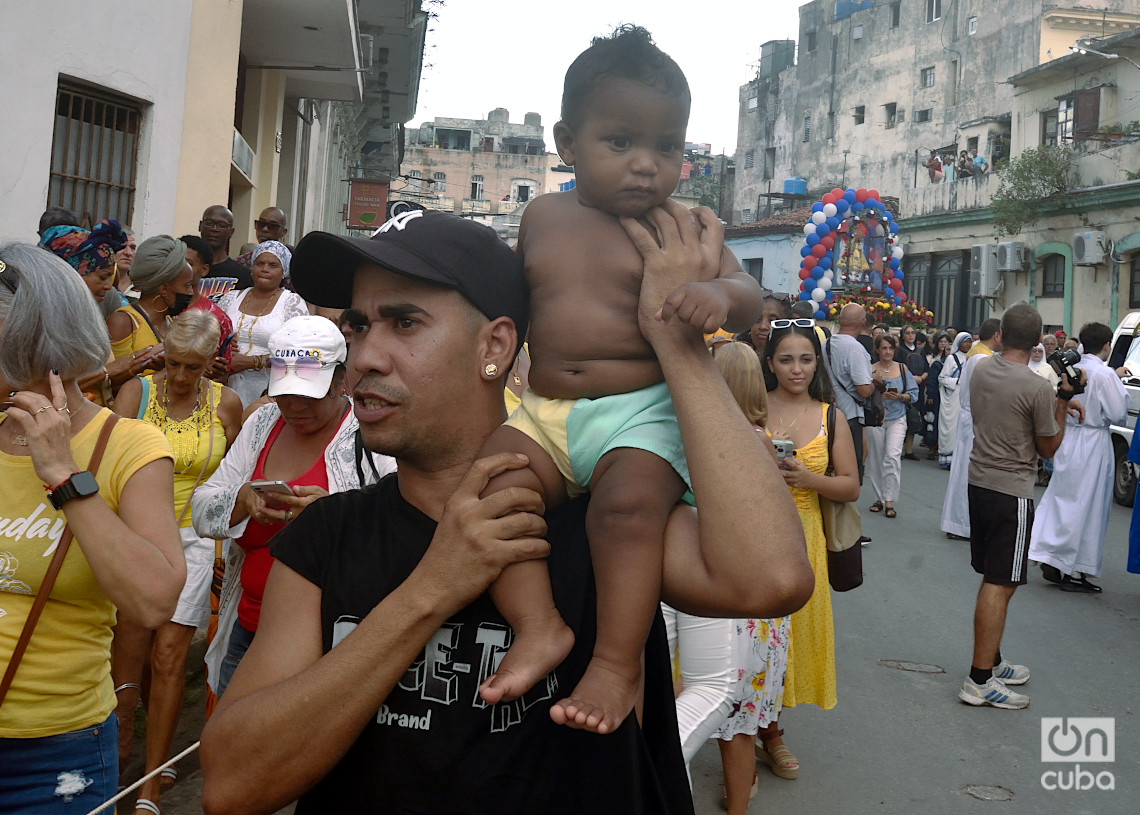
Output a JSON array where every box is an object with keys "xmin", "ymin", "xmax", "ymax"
[{"xmin": 968, "ymin": 484, "xmax": 1032, "ymax": 586}]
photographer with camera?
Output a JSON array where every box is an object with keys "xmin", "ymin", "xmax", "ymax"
[
  {"xmin": 957, "ymin": 304, "xmax": 1087, "ymax": 710},
  {"xmin": 1029, "ymin": 323, "xmax": 1126, "ymax": 593}
]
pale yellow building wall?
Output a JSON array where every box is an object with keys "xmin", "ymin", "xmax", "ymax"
[{"xmin": 173, "ymin": 0, "xmax": 244, "ymax": 235}]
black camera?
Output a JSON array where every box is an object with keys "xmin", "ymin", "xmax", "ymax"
[{"xmin": 1048, "ymin": 348, "xmax": 1084, "ymax": 393}]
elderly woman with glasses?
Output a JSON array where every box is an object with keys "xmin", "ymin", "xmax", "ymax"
[
  {"xmin": 217, "ymin": 241, "xmax": 308, "ymax": 408},
  {"xmin": 0, "ymin": 244, "xmax": 184, "ymax": 811},
  {"xmin": 192, "ymin": 317, "xmax": 395, "ymax": 703},
  {"xmin": 109, "ymin": 309, "xmax": 242, "ymax": 813}
]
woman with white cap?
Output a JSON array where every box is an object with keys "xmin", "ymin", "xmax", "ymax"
[
  {"xmin": 192, "ymin": 316, "xmax": 395, "ymax": 701},
  {"xmin": 217, "ymin": 241, "xmax": 308, "ymax": 408}
]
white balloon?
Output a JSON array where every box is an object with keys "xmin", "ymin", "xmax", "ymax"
[
  {"xmin": 811, "ymin": 288, "xmax": 826, "ymax": 302},
  {"xmin": 874, "ymin": 224, "xmax": 885, "ymax": 236},
  {"xmin": 893, "ymin": 246, "xmax": 904, "ymax": 259},
  {"xmin": 803, "ymin": 223, "xmax": 816, "ymax": 235},
  {"xmin": 820, "ymin": 277, "xmax": 833, "ymax": 290},
  {"xmin": 811, "ymin": 211, "xmax": 826, "ymax": 225},
  {"xmin": 823, "ymin": 203, "xmax": 838, "ymax": 218}
]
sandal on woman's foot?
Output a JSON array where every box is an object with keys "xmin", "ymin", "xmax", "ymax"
[
  {"xmin": 134, "ymin": 799, "xmax": 160, "ymax": 815},
  {"xmin": 160, "ymin": 767, "xmax": 177, "ymax": 790},
  {"xmin": 869, "ymin": 501, "xmax": 883, "ymax": 513},
  {"xmin": 885, "ymin": 506, "xmax": 897, "ymax": 518},
  {"xmin": 755, "ymin": 728, "xmax": 799, "ymax": 780}
]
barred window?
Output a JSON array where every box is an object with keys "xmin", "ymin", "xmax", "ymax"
[
  {"xmin": 49, "ymin": 81, "xmax": 141, "ymax": 225},
  {"xmin": 432, "ymin": 171, "xmax": 446, "ymax": 188}
]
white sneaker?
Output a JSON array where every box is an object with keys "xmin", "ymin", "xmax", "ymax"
[
  {"xmin": 992, "ymin": 659, "xmax": 1030, "ymax": 685},
  {"xmin": 959, "ymin": 676, "xmax": 1029, "ymax": 709}
]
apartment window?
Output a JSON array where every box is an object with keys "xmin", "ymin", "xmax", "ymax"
[
  {"xmin": 884, "ymin": 103, "xmax": 897, "ymax": 128},
  {"xmin": 746, "ymin": 258, "xmax": 764, "ymax": 282},
  {"xmin": 1057, "ymin": 96, "xmax": 1074, "ymax": 143},
  {"xmin": 854, "ymin": 105, "xmax": 865, "ymax": 125},
  {"xmin": 968, "ymin": 16, "xmax": 978, "ymax": 34},
  {"xmin": 1130, "ymin": 254, "xmax": 1140, "ymax": 308},
  {"xmin": 853, "ymin": 24, "xmax": 864, "ymax": 40},
  {"xmin": 1074, "ymin": 87, "xmax": 1102, "ymax": 139},
  {"xmin": 921, "ymin": 67, "xmax": 935, "ymax": 88},
  {"xmin": 408, "ymin": 169, "xmax": 422, "ymax": 191},
  {"xmin": 742, "ymin": 208, "xmax": 753, "ymax": 224},
  {"xmin": 470, "ymin": 174, "xmax": 484, "ymax": 201},
  {"xmin": 1042, "ymin": 109, "xmax": 1059, "ymax": 146},
  {"xmin": 744, "ymin": 150, "xmax": 755, "ymax": 169},
  {"xmin": 1042, "ymin": 254, "xmax": 1065, "ymax": 297},
  {"xmin": 916, "ymin": 108, "xmax": 933, "ymax": 123},
  {"xmin": 803, "ymin": 114, "xmax": 812, "ymax": 142},
  {"xmin": 890, "ymin": 3, "xmax": 901, "ymax": 28},
  {"xmin": 926, "ymin": 0, "xmax": 941, "ymax": 23},
  {"xmin": 432, "ymin": 171, "xmax": 446, "ymax": 188},
  {"xmin": 805, "ymin": 31, "xmax": 817, "ymax": 52},
  {"xmin": 747, "ymin": 96, "xmax": 758, "ymax": 111},
  {"xmin": 48, "ymin": 80, "xmax": 141, "ymax": 225}
]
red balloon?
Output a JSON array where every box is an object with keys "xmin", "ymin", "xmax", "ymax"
[
  {"xmin": 821, "ymin": 194, "xmax": 834, "ymax": 205},
  {"xmin": 889, "ymin": 278, "xmax": 903, "ymax": 292},
  {"xmin": 820, "ymin": 235, "xmax": 835, "ymax": 250},
  {"xmin": 868, "ymin": 189, "xmax": 880, "ymax": 201},
  {"xmin": 799, "ymin": 268, "xmax": 812, "ymax": 280},
  {"xmin": 855, "ymin": 188, "xmax": 868, "ymax": 202},
  {"xmin": 811, "ymin": 244, "xmax": 827, "ymax": 258},
  {"xmin": 831, "ymin": 187, "xmax": 843, "ymax": 197},
  {"xmin": 803, "ymin": 255, "xmax": 818, "ymax": 269}
]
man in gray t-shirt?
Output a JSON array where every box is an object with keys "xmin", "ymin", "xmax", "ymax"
[
  {"xmin": 822, "ymin": 304, "xmax": 873, "ymax": 483},
  {"xmin": 957, "ymin": 303, "xmax": 1083, "ymax": 711}
]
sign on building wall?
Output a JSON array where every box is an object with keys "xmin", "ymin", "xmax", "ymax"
[{"xmin": 347, "ymin": 179, "xmax": 389, "ymax": 229}]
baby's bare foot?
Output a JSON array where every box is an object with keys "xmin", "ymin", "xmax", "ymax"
[
  {"xmin": 479, "ymin": 614, "xmax": 574, "ymax": 705},
  {"xmin": 549, "ymin": 655, "xmax": 641, "ymax": 735}
]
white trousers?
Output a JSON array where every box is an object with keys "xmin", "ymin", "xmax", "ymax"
[
  {"xmin": 865, "ymin": 415, "xmax": 906, "ymax": 503},
  {"xmin": 662, "ymin": 604, "xmax": 734, "ymax": 768}
]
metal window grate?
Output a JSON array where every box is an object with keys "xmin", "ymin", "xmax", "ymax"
[{"xmin": 48, "ymin": 82, "xmax": 141, "ymax": 226}]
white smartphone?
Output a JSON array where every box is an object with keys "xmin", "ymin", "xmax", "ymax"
[
  {"xmin": 250, "ymin": 480, "xmax": 294, "ymax": 497},
  {"xmin": 772, "ymin": 439, "xmax": 795, "ymax": 461}
]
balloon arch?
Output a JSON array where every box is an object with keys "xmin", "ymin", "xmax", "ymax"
[{"xmin": 797, "ymin": 187, "xmax": 906, "ymax": 321}]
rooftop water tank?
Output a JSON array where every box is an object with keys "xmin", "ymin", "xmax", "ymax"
[
  {"xmin": 524, "ymin": 112, "xmax": 542, "ymax": 127},
  {"xmin": 783, "ymin": 177, "xmax": 808, "ymax": 195}
]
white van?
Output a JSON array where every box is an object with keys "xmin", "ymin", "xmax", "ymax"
[{"xmin": 1107, "ymin": 311, "xmax": 1140, "ymax": 506}]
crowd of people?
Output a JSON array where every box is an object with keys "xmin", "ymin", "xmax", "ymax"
[{"xmin": 2, "ymin": 21, "xmax": 1137, "ymax": 815}]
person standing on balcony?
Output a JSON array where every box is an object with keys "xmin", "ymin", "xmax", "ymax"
[
  {"xmin": 970, "ymin": 147, "xmax": 989, "ymax": 174},
  {"xmin": 922, "ymin": 151, "xmax": 945, "ymax": 184}
]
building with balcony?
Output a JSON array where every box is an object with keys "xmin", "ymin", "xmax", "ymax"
[
  {"xmin": 733, "ymin": 0, "xmax": 1140, "ymax": 330},
  {"xmin": 1, "ymin": 0, "xmax": 426, "ymax": 246}
]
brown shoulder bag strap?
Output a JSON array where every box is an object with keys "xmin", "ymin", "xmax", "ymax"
[{"xmin": 0, "ymin": 413, "xmax": 120, "ymax": 708}]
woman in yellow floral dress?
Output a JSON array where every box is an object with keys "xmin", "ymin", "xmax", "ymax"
[{"xmin": 760, "ymin": 320, "xmax": 860, "ymax": 779}]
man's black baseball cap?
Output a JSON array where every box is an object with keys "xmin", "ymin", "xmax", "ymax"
[{"xmin": 291, "ymin": 210, "xmax": 529, "ymax": 341}]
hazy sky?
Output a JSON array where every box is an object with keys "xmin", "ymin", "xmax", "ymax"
[{"xmin": 409, "ymin": 2, "xmax": 803, "ymax": 157}]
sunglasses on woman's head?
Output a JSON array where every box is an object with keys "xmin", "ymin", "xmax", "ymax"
[
  {"xmin": 770, "ymin": 319, "xmax": 816, "ymax": 330},
  {"xmin": 763, "ymin": 290, "xmax": 794, "ymax": 302}
]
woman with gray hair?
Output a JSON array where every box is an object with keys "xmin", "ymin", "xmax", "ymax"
[
  {"xmin": 217, "ymin": 241, "xmax": 307, "ymax": 407},
  {"xmin": 0, "ymin": 243, "xmax": 184, "ymax": 810},
  {"xmin": 107, "ymin": 235, "xmax": 198, "ymax": 378},
  {"xmin": 110, "ymin": 309, "xmax": 242, "ymax": 814}
]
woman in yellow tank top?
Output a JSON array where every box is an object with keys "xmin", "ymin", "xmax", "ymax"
[{"xmin": 111, "ymin": 310, "xmax": 242, "ymax": 814}]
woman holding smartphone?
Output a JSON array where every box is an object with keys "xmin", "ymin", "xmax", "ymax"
[
  {"xmin": 110, "ymin": 309, "xmax": 241, "ymax": 814},
  {"xmin": 191, "ymin": 317, "xmax": 395, "ymax": 700},
  {"xmin": 866, "ymin": 333, "xmax": 919, "ymax": 518}
]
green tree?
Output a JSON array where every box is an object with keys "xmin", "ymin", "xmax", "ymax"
[{"xmin": 990, "ymin": 146, "xmax": 1074, "ymax": 238}]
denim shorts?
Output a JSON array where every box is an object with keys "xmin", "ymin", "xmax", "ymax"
[{"xmin": 0, "ymin": 713, "xmax": 118, "ymax": 814}]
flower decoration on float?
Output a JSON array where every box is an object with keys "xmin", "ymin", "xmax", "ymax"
[{"xmin": 797, "ymin": 187, "xmax": 910, "ymax": 321}]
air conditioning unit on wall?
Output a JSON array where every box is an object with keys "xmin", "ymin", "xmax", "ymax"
[
  {"xmin": 970, "ymin": 244, "xmax": 999, "ymax": 297},
  {"xmin": 1073, "ymin": 231, "xmax": 1106, "ymax": 265},
  {"xmin": 996, "ymin": 241, "xmax": 1025, "ymax": 271}
]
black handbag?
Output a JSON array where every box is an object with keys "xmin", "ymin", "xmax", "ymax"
[{"xmin": 903, "ymin": 369, "xmax": 924, "ymax": 434}]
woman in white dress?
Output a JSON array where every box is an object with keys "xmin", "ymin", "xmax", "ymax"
[
  {"xmin": 218, "ymin": 241, "xmax": 307, "ymax": 407},
  {"xmin": 936, "ymin": 332, "xmax": 972, "ymax": 470}
]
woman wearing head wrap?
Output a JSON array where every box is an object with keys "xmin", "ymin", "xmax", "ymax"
[
  {"xmin": 216, "ymin": 241, "xmax": 307, "ymax": 407},
  {"xmin": 106, "ymin": 236, "xmax": 196, "ymax": 378},
  {"xmin": 936, "ymin": 331, "xmax": 973, "ymax": 470},
  {"xmin": 40, "ymin": 220, "xmax": 127, "ymax": 306}
]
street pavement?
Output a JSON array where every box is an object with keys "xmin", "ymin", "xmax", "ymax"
[
  {"xmin": 689, "ymin": 452, "xmax": 1140, "ymax": 814},
  {"xmin": 151, "ymin": 452, "xmax": 1138, "ymax": 814}
]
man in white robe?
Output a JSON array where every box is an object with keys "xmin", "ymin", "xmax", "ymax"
[
  {"xmin": 941, "ymin": 334, "xmax": 1003, "ymax": 539},
  {"xmin": 1029, "ymin": 323, "xmax": 1128, "ymax": 592}
]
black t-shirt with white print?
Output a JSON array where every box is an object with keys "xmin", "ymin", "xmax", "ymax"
[{"xmin": 271, "ymin": 474, "xmax": 693, "ymax": 815}]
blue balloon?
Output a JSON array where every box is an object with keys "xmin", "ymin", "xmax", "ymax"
[
  {"xmin": 826, "ymin": 288, "xmax": 837, "ymax": 301},
  {"xmin": 816, "ymin": 223, "xmax": 830, "ymax": 237},
  {"xmin": 815, "ymin": 308, "xmax": 828, "ymax": 320},
  {"xmin": 891, "ymin": 260, "xmax": 902, "ymax": 273},
  {"xmin": 811, "ymin": 265, "xmax": 825, "ymax": 279},
  {"xmin": 835, "ymin": 199, "xmax": 850, "ymax": 213},
  {"xmin": 806, "ymin": 233, "xmax": 820, "ymax": 246},
  {"xmin": 890, "ymin": 223, "xmax": 899, "ymax": 233},
  {"xmin": 800, "ymin": 245, "xmax": 812, "ymax": 257},
  {"xmin": 825, "ymin": 216, "xmax": 840, "ymax": 230},
  {"xmin": 852, "ymin": 201, "xmax": 864, "ymax": 212},
  {"xmin": 893, "ymin": 295, "xmax": 903, "ymax": 306},
  {"xmin": 811, "ymin": 202, "xmax": 824, "ymax": 213},
  {"xmin": 818, "ymin": 256, "xmax": 832, "ymax": 271},
  {"xmin": 799, "ymin": 290, "xmax": 814, "ymax": 301},
  {"xmin": 844, "ymin": 189, "xmax": 857, "ymax": 201}
]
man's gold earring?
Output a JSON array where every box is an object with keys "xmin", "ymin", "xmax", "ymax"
[{"xmin": 484, "ymin": 363, "xmax": 499, "ymax": 377}]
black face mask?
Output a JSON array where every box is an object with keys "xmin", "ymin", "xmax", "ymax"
[{"xmin": 168, "ymin": 292, "xmax": 194, "ymax": 316}]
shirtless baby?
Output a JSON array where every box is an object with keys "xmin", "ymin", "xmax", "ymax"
[{"xmin": 478, "ymin": 25, "xmax": 763, "ymax": 734}]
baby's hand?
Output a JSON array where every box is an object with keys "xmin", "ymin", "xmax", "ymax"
[{"xmin": 661, "ymin": 281, "xmax": 731, "ymax": 334}]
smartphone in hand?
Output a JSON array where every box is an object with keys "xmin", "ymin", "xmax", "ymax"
[{"xmin": 250, "ymin": 480, "xmax": 294, "ymax": 497}]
